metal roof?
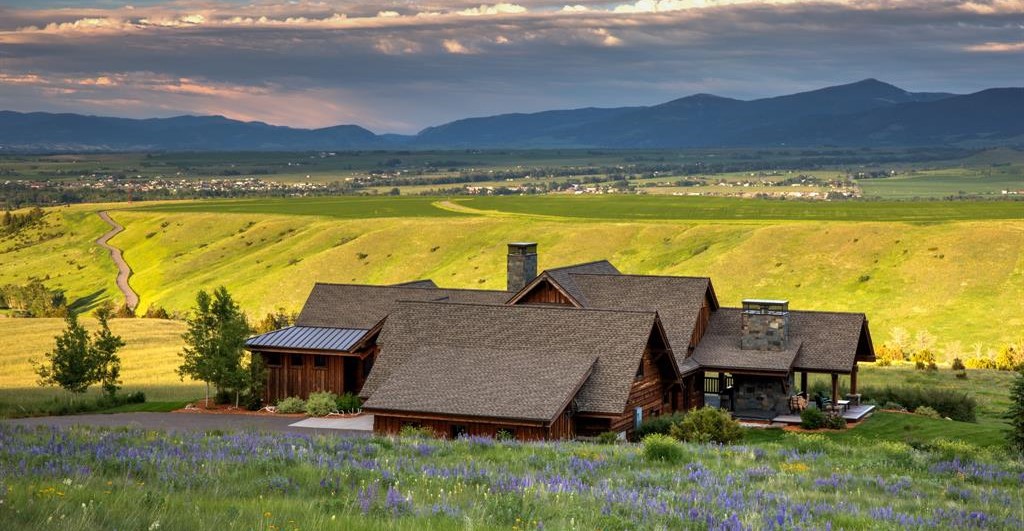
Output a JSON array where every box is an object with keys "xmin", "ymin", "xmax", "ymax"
[{"xmin": 245, "ymin": 326, "xmax": 369, "ymax": 352}]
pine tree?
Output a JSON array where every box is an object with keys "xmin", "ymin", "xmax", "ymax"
[{"xmin": 1008, "ymin": 369, "xmax": 1024, "ymax": 455}]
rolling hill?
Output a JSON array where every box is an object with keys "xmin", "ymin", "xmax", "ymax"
[{"xmin": 3, "ymin": 79, "xmax": 1022, "ymax": 151}]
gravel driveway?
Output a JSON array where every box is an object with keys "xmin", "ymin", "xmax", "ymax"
[{"xmin": 1, "ymin": 412, "xmax": 373, "ymax": 437}]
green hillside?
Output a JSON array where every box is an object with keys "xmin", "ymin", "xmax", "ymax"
[{"xmin": 1, "ymin": 197, "xmax": 1022, "ymax": 352}]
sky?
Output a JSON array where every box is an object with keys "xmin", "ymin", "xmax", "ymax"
[{"xmin": 0, "ymin": 1, "xmax": 1022, "ymax": 134}]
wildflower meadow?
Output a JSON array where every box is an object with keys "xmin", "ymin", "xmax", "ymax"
[{"xmin": 0, "ymin": 424, "xmax": 1021, "ymax": 530}]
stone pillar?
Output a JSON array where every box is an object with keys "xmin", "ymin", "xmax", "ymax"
[{"xmin": 507, "ymin": 242, "xmax": 538, "ymax": 293}]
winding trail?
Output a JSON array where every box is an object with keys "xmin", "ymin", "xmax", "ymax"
[{"xmin": 96, "ymin": 211, "xmax": 139, "ymax": 311}]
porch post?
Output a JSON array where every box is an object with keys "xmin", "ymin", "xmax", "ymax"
[
  {"xmin": 718, "ymin": 372, "xmax": 726, "ymax": 393},
  {"xmin": 830, "ymin": 373, "xmax": 839, "ymax": 405},
  {"xmin": 800, "ymin": 372, "xmax": 808, "ymax": 397},
  {"xmin": 850, "ymin": 365, "xmax": 858, "ymax": 395}
]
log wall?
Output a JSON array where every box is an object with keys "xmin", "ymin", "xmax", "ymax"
[
  {"xmin": 372, "ymin": 410, "xmax": 572, "ymax": 441},
  {"xmin": 260, "ymin": 350, "xmax": 371, "ymax": 404}
]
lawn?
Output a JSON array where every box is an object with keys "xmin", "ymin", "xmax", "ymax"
[{"xmin": 0, "ymin": 422, "xmax": 1021, "ymax": 530}]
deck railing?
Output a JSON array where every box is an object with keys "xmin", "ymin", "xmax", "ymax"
[{"xmin": 703, "ymin": 375, "xmax": 734, "ymax": 394}]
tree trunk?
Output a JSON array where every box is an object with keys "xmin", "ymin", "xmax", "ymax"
[{"xmin": 205, "ymin": 382, "xmax": 210, "ymax": 407}]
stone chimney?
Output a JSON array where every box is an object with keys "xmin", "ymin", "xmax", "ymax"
[
  {"xmin": 507, "ymin": 242, "xmax": 538, "ymax": 292},
  {"xmin": 740, "ymin": 299, "xmax": 789, "ymax": 351}
]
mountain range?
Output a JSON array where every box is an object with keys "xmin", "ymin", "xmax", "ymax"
[{"xmin": 1, "ymin": 79, "xmax": 1021, "ymax": 151}]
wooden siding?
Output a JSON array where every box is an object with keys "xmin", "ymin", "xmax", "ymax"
[
  {"xmin": 596, "ymin": 346, "xmax": 680, "ymax": 438},
  {"xmin": 515, "ymin": 280, "xmax": 574, "ymax": 305},
  {"xmin": 689, "ymin": 292, "xmax": 713, "ymax": 349},
  {"xmin": 682, "ymin": 372, "xmax": 705, "ymax": 411},
  {"xmin": 259, "ymin": 349, "xmax": 373, "ymax": 404},
  {"xmin": 372, "ymin": 408, "xmax": 575, "ymax": 441}
]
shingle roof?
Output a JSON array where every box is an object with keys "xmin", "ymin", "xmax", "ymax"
[
  {"xmin": 362, "ymin": 301, "xmax": 660, "ymax": 416},
  {"xmin": 693, "ymin": 308, "xmax": 868, "ymax": 374},
  {"xmin": 245, "ymin": 326, "xmax": 368, "ymax": 352},
  {"xmin": 543, "ymin": 260, "xmax": 621, "ymax": 305},
  {"xmin": 363, "ymin": 346, "xmax": 596, "ymax": 422},
  {"xmin": 295, "ymin": 283, "xmax": 511, "ymax": 329},
  {"xmin": 391, "ymin": 279, "xmax": 438, "ymax": 288},
  {"xmin": 568, "ymin": 274, "xmax": 713, "ymax": 358}
]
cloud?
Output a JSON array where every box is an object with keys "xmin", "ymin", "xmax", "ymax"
[
  {"xmin": 456, "ymin": 4, "xmax": 529, "ymax": 16},
  {"xmin": 442, "ymin": 39, "xmax": 473, "ymax": 54},
  {"xmin": 965, "ymin": 41, "xmax": 1024, "ymax": 52}
]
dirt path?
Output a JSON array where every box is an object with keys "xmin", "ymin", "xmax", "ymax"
[{"xmin": 96, "ymin": 211, "xmax": 139, "ymax": 311}]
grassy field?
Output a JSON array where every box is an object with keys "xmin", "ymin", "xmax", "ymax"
[
  {"xmin": 1, "ymin": 419, "xmax": 1021, "ymax": 530},
  {"xmin": 0, "ymin": 317, "xmax": 197, "ymax": 417},
  {"xmin": 859, "ymin": 167, "xmax": 1024, "ymax": 199},
  {"xmin": 2, "ymin": 197, "xmax": 1022, "ymax": 351},
  {"xmin": 456, "ymin": 195, "xmax": 1024, "ymax": 221}
]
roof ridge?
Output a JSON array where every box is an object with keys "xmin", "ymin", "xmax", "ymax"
[
  {"xmin": 312, "ymin": 281, "xmax": 508, "ymax": 294},
  {"xmin": 569, "ymin": 272, "xmax": 711, "ymax": 281},
  {"xmin": 718, "ymin": 306, "xmax": 866, "ymax": 318},
  {"xmin": 543, "ymin": 259, "xmax": 616, "ymax": 272},
  {"xmin": 394, "ymin": 298, "xmax": 660, "ymax": 317}
]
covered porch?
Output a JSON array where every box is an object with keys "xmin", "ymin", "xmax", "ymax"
[{"xmin": 703, "ymin": 364, "xmax": 867, "ymax": 421}]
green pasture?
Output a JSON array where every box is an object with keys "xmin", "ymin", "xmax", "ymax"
[
  {"xmin": 859, "ymin": 167, "xmax": 1024, "ymax": 199},
  {"xmin": 456, "ymin": 195, "xmax": 1024, "ymax": 221},
  {"xmin": 125, "ymin": 196, "xmax": 466, "ymax": 218}
]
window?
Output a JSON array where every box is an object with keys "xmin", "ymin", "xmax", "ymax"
[
  {"xmin": 290, "ymin": 355, "xmax": 304, "ymax": 367},
  {"xmin": 265, "ymin": 353, "xmax": 282, "ymax": 367},
  {"xmin": 635, "ymin": 361, "xmax": 645, "ymax": 380},
  {"xmin": 314, "ymin": 355, "xmax": 327, "ymax": 368},
  {"xmin": 450, "ymin": 424, "xmax": 467, "ymax": 439}
]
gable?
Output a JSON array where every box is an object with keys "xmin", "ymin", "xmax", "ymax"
[{"xmin": 513, "ymin": 277, "xmax": 576, "ymax": 306}]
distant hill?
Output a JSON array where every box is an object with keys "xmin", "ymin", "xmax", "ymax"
[
  {"xmin": 0, "ymin": 112, "xmax": 383, "ymax": 151},
  {"xmin": 2, "ymin": 79, "xmax": 1021, "ymax": 151}
]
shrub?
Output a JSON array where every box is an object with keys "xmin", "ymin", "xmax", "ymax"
[
  {"xmin": 335, "ymin": 392, "xmax": 362, "ymax": 413},
  {"xmin": 880, "ymin": 401, "xmax": 905, "ymax": 411},
  {"xmin": 951, "ymin": 358, "xmax": 966, "ymax": 371},
  {"xmin": 800, "ymin": 407, "xmax": 827, "ymax": 429},
  {"xmin": 635, "ymin": 411, "xmax": 685, "ymax": 439},
  {"xmin": 823, "ymin": 413, "xmax": 847, "ymax": 430},
  {"xmin": 955, "ymin": 371, "xmax": 969, "ymax": 380},
  {"xmin": 398, "ymin": 425, "xmax": 433, "ymax": 438},
  {"xmin": 143, "ymin": 305, "xmax": 170, "ymax": 319},
  {"xmin": 669, "ymin": 407, "xmax": 743, "ymax": 444},
  {"xmin": 641, "ymin": 434, "xmax": 683, "ymax": 463},
  {"xmin": 874, "ymin": 344, "xmax": 905, "ymax": 366},
  {"xmin": 596, "ymin": 431, "xmax": 620, "ymax": 445},
  {"xmin": 914, "ymin": 405, "xmax": 943, "ymax": 419},
  {"xmin": 495, "ymin": 429, "xmax": 515, "ymax": 441},
  {"xmin": 862, "ymin": 386, "xmax": 976, "ymax": 422},
  {"xmin": 276, "ymin": 397, "xmax": 306, "ymax": 414},
  {"xmin": 305, "ymin": 391, "xmax": 338, "ymax": 417}
]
